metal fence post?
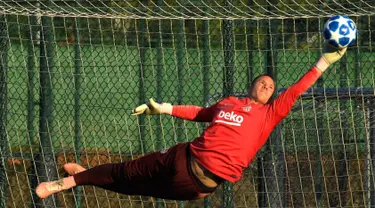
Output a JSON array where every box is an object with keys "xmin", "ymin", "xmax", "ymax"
[
  {"xmin": 222, "ymin": 6, "xmax": 235, "ymax": 207},
  {"xmin": 36, "ymin": 13, "xmax": 58, "ymax": 207},
  {"xmin": 27, "ymin": 14, "xmax": 39, "ymax": 208},
  {"xmin": 0, "ymin": 14, "xmax": 8, "ymax": 208},
  {"xmin": 202, "ymin": 17, "xmax": 212, "ymax": 208},
  {"xmin": 137, "ymin": 18, "xmax": 147, "ymax": 155},
  {"xmin": 73, "ymin": 16, "xmax": 83, "ymax": 208}
]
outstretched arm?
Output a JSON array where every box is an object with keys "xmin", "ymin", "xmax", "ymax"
[
  {"xmin": 171, "ymin": 104, "xmax": 218, "ymax": 122},
  {"xmin": 269, "ymin": 42, "xmax": 347, "ymax": 122},
  {"xmin": 131, "ymin": 98, "xmax": 217, "ymax": 122}
]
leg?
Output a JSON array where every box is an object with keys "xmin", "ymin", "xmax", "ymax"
[
  {"xmin": 64, "ymin": 163, "xmax": 86, "ymax": 175},
  {"xmin": 35, "ymin": 163, "xmax": 86, "ymax": 198},
  {"xmin": 35, "ymin": 176, "xmax": 76, "ymax": 199},
  {"xmin": 35, "ymin": 144, "xmax": 178, "ymax": 199},
  {"xmin": 36, "ymin": 143, "xmax": 213, "ymax": 200},
  {"xmin": 36, "ymin": 160, "xmax": 149, "ymax": 199},
  {"xmin": 124, "ymin": 143, "xmax": 218, "ymax": 200},
  {"xmin": 63, "ymin": 163, "xmax": 136, "ymax": 195},
  {"xmin": 75, "ymin": 143, "xmax": 218, "ymax": 200}
]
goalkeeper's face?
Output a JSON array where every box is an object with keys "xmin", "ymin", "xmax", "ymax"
[{"xmin": 248, "ymin": 75, "xmax": 275, "ymax": 105}]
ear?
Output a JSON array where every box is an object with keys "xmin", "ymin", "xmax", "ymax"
[
  {"xmin": 247, "ymin": 85, "xmax": 253, "ymax": 95},
  {"xmin": 248, "ymin": 83, "xmax": 253, "ymax": 91}
]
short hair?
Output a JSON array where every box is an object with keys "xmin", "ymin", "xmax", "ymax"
[{"xmin": 249, "ymin": 74, "xmax": 274, "ymax": 88}]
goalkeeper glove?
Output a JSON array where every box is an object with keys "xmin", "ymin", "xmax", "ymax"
[
  {"xmin": 131, "ymin": 98, "xmax": 172, "ymax": 115},
  {"xmin": 321, "ymin": 41, "xmax": 347, "ymax": 65},
  {"xmin": 315, "ymin": 41, "xmax": 347, "ymax": 72}
]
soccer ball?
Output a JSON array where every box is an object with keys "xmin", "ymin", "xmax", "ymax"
[{"xmin": 323, "ymin": 15, "xmax": 357, "ymax": 48}]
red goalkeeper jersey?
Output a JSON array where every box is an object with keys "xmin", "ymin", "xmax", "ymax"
[{"xmin": 172, "ymin": 67, "xmax": 321, "ymax": 182}]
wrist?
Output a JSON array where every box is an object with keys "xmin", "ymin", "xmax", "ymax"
[
  {"xmin": 160, "ymin": 103, "xmax": 173, "ymax": 115},
  {"xmin": 315, "ymin": 57, "xmax": 330, "ymax": 73}
]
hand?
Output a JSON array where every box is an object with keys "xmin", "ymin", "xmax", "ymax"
[
  {"xmin": 131, "ymin": 98, "xmax": 169, "ymax": 116},
  {"xmin": 315, "ymin": 41, "xmax": 348, "ymax": 72},
  {"xmin": 321, "ymin": 41, "xmax": 347, "ymax": 65}
]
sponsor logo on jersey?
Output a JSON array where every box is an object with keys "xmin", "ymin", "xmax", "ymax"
[
  {"xmin": 242, "ymin": 105, "xmax": 252, "ymax": 112},
  {"xmin": 216, "ymin": 110, "xmax": 244, "ymax": 126}
]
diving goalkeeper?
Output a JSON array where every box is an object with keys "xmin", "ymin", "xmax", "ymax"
[{"xmin": 36, "ymin": 42, "xmax": 347, "ymax": 200}]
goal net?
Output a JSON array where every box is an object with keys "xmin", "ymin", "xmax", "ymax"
[{"xmin": 0, "ymin": 0, "xmax": 375, "ymax": 207}]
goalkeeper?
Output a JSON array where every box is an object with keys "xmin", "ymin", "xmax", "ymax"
[{"xmin": 36, "ymin": 42, "xmax": 346, "ymax": 200}]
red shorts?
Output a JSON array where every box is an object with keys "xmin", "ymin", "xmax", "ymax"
[{"xmin": 74, "ymin": 142, "xmax": 217, "ymax": 200}]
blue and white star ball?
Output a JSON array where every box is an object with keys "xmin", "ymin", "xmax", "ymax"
[{"xmin": 323, "ymin": 15, "xmax": 357, "ymax": 48}]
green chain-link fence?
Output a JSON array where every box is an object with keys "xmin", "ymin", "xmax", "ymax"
[{"xmin": 1, "ymin": 1, "xmax": 375, "ymax": 207}]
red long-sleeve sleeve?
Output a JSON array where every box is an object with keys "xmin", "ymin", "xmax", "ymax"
[
  {"xmin": 171, "ymin": 103, "xmax": 218, "ymax": 122},
  {"xmin": 269, "ymin": 66, "xmax": 322, "ymax": 122}
]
